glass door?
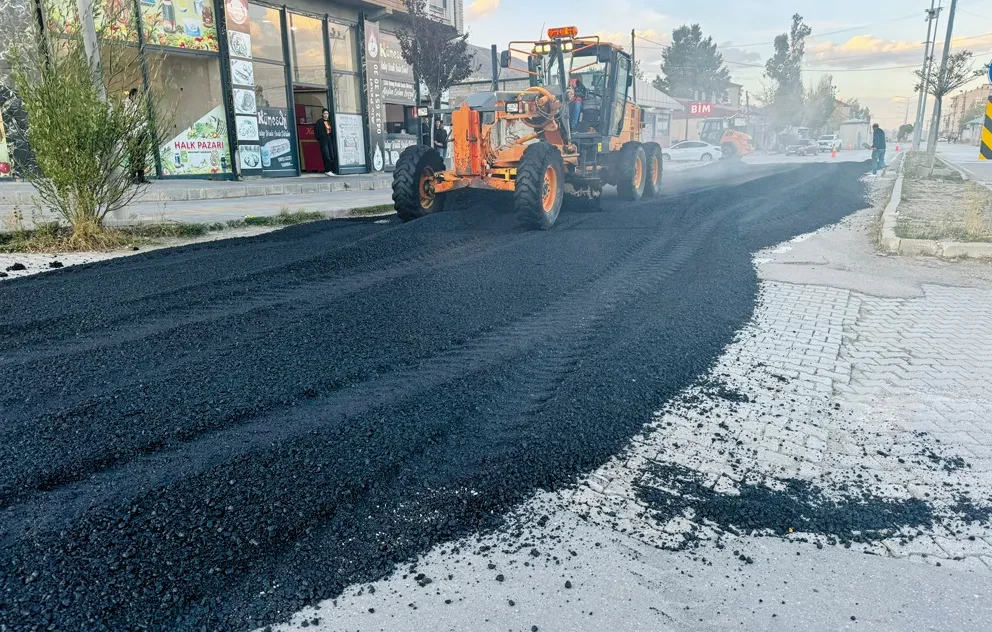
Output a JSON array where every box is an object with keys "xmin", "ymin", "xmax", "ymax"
[{"xmin": 248, "ymin": 3, "xmax": 298, "ymax": 177}]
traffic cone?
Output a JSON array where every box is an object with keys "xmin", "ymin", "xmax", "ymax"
[
  {"xmin": 831, "ymin": 147, "xmax": 837, "ymax": 158},
  {"xmin": 848, "ymin": 143, "xmax": 853, "ymax": 151},
  {"xmin": 895, "ymin": 144, "xmax": 900, "ymax": 152}
]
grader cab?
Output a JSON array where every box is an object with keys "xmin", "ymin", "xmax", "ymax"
[{"xmin": 391, "ymin": 27, "xmax": 663, "ymax": 230}]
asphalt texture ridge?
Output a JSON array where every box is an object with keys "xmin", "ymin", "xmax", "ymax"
[{"xmin": 0, "ymin": 160, "xmax": 871, "ymax": 631}]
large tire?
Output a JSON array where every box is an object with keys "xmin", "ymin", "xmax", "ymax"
[
  {"xmin": 642, "ymin": 142, "xmax": 663, "ymax": 198},
  {"xmin": 392, "ymin": 145, "xmax": 446, "ymax": 222},
  {"xmin": 616, "ymin": 141, "xmax": 646, "ymax": 201},
  {"xmin": 721, "ymin": 142, "xmax": 739, "ymax": 160},
  {"xmin": 514, "ymin": 142, "xmax": 564, "ymax": 230}
]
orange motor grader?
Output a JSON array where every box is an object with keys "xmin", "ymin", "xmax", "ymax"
[{"xmin": 391, "ymin": 27, "xmax": 662, "ymax": 230}]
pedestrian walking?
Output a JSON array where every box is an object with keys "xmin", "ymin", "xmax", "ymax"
[
  {"xmin": 433, "ymin": 118, "xmax": 449, "ymax": 160},
  {"xmin": 314, "ymin": 108, "xmax": 336, "ymax": 176},
  {"xmin": 125, "ymin": 88, "xmax": 148, "ymax": 183},
  {"xmin": 870, "ymin": 123, "xmax": 886, "ymax": 176}
]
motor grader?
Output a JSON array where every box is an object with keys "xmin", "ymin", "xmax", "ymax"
[{"xmin": 391, "ymin": 27, "xmax": 662, "ymax": 230}]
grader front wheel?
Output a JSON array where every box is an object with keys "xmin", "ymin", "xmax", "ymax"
[
  {"xmin": 515, "ymin": 142, "xmax": 565, "ymax": 230},
  {"xmin": 392, "ymin": 145, "xmax": 446, "ymax": 222},
  {"xmin": 643, "ymin": 142, "xmax": 663, "ymax": 198}
]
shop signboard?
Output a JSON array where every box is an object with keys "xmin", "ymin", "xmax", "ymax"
[
  {"xmin": 224, "ymin": 0, "xmax": 262, "ymax": 176},
  {"xmin": 257, "ymin": 107, "xmax": 297, "ymax": 176},
  {"xmin": 383, "ymin": 135, "xmax": 416, "ymax": 170},
  {"xmin": 379, "ymin": 32, "xmax": 415, "ymax": 106},
  {"xmin": 0, "ymin": 112, "xmax": 11, "ymax": 178},
  {"xmin": 160, "ymin": 104, "xmax": 231, "ymax": 176},
  {"xmin": 361, "ymin": 19, "xmax": 386, "ymax": 171},
  {"xmin": 139, "ymin": 0, "xmax": 219, "ymax": 52},
  {"xmin": 335, "ymin": 113, "xmax": 366, "ymax": 169}
]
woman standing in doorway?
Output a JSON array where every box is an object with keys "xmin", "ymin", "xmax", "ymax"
[{"xmin": 314, "ymin": 108, "xmax": 336, "ymax": 176}]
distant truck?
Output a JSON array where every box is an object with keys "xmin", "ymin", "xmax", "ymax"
[{"xmin": 816, "ymin": 134, "xmax": 841, "ymax": 151}]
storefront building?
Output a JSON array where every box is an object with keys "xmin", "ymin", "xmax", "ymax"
[{"xmin": 1, "ymin": 0, "xmax": 453, "ymax": 180}]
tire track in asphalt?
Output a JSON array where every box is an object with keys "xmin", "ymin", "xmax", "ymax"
[{"xmin": 0, "ymin": 161, "xmax": 871, "ymax": 631}]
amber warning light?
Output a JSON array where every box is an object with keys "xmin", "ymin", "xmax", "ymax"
[{"xmin": 547, "ymin": 26, "xmax": 578, "ymax": 39}]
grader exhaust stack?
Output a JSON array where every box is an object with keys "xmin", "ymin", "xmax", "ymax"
[{"xmin": 391, "ymin": 27, "xmax": 663, "ymax": 230}]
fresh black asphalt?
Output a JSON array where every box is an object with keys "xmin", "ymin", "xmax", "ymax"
[{"xmin": 0, "ymin": 160, "xmax": 871, "ymax": 631}]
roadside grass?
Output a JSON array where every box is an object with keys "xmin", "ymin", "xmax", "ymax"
[
  {"xmin": 0, "ymin": 205, "xmax": 394, "ymax": 253},
  {"xmin": 895, "ymin": 155, "xmax": 992, "ymax": 242}
]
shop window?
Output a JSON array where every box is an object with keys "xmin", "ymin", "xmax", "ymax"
[
  {"xmin": 332, "ymin": 73, "xmax": 361, "ymax": 115},
  {"xmin": 248, "ymin": 3, "xmax": 284, "ymax": 62},
  {"xmin": 288, "ymin": 13, "xmax": 326, "ymax": 86},
  {"xmin": 140, "ymin": 0, "xmax": 220, "ymax": 52},
  {"xmin": 328, "ymin": 21, "xmax": 358, "ymax": 74},
  {"xmin": 147, "ymin": 51, "xmax": 232, "ymax": 176},
  {"xmin": 254, "ymin": 62, "xmax": 289, "ymax": 109},
  {"xmin": 658, "ymin": 113, "xmax": 671, "ymax": 135}
]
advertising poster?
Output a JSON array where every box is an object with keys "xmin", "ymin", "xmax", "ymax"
[
  {"xmin": 233, "ymin": 88, "xmax": 256, "ymax": 115},
  {"xmin": 223, "ymin": 0, "xmax": 249, "ymax": 33},
  {"xmin": 160, "ymin": 104, "xmax": 231, "ymax": 176},
  {"xmin": 230, "ymin": 59, "xmax": 255, "ymax": 87},
  {"xmin": 257, "ymin": 107, "xmax": 297, "ymax": 176},
  {"xmin": 0, "ymin": 112, "xmax": 11, "ymax": 178},
  {"xmin": 48, "ymin": 0, "xmax": 138, "ymax": 41},
  {"xmin": 140, "ymin": 0, "xmax": 219, "ymax": 51},
  {"xmin": 235, "ymin": 115, "xmax": 259, "ymax": 141},
  {"xmin": 379, "ymin": 32, "xmax": 415, "ymax": 105},
  {"xmin": 383, "ymin": 136, "xmax": 417, "ymax": 170},
  {"xmin": 239, "ymin": 144, "xmax": 261, "ymax": 170},
  {"xmin": 335, "ymin": 113, "xmax": 366, "ymax": 169},
  {"xmin": 361, "ymin": 20, "xmax": 386, "ymax": 171}
]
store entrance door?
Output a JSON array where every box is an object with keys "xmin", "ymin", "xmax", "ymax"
[{"xmin": 294, "ymin": 87, "xmax": 331, "ymax": 173}]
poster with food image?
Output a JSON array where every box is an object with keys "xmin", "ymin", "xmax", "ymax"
[
  {"xmin": 335, "ymin": 113, "xmax": 366, "ymax": 169},
  {"xmin": 140, "ymin": 0, "xmax": 219, "ymax": 51},
  {"xmin": 239, "ymin": 144, "xmax": 261, "ymax": 170},
  {"xmin": 257, "ymin": 107, "xmax": 296, "ymax": 176},
  {"xmin": 236, "ymin": 115, "xmax": 258, "ymax": 141},
  {"xmin": 233, "ymin": 88, "xmax": 256, "ymax": 114},
  {"xmin": 48, "ymin": 0, "xmax": 139, "ymax": 41},
  {"xmin": 160, "ymin": 104, "xmax": 231, "ymax": 176},
  {"xmin": 0, "ymin": 112, "xmax": 11, "ymax": 178},
  {"xmin": 230, "ymin": 59, "xmax": 254, "ymax": 87},
  {"xmin": 228, "ymin": 31, "xmax": 251, "ymax": 59},
  {"xmin": 223, "ymin": 0, "xmax": 249, "ymax": 33}
]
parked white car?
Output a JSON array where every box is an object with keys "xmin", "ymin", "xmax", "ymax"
[
  {"xmin": 662, "ymin": 140, "xmax": 719, "ymax": 162},
  {"xmin": 817, "ymin": 134, "xmax": 842, "ymax": 151}
]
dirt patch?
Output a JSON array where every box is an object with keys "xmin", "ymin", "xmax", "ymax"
[{"xmin": 897, "ymin": 155, "xmax": 992, "ymax": 242}]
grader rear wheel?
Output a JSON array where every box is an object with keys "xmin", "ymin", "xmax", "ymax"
[
  {"xmin": 514, "ymin": 142, "xmax": 565, "ymax": 230},
  {"xmin": 616, "ymin": 141, "xmax": 647, "ymax": 201},
  {"xmin": 392, "ymin": 145, "xmax": 446, "ymax": 222},
  {"xmin": 642, "ymin": 142, "xmax": 663, "ymax": 198}
]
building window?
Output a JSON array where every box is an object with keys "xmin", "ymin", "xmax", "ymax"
[
  {"xmin": 288, "ymin": 13, "xmax": 326, "ymax": 86},
  {"xmin": 147, "ymin": 51, "xmax": 232, "ymax": 176},
  {"xmin": 658, "ymin": 113, "xmax": 671, "ymax": 135},
  {"xmin": 248, "ymin": 3, "xmax": 284, "ymax": 63}
]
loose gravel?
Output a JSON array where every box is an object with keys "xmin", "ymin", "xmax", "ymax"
[{"xmin": 0, "ymin": 160, "xmax": 871, "ymax": 631}]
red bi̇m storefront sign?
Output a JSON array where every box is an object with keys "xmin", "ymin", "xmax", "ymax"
[{"xmin": 689, "ymin": 102, "xmax": 714, "ymax": 117}]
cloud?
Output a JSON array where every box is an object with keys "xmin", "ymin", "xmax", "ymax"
[
  {"xmin": 466, "ymin": 0, "xmax": 500, "ymax": 21},
  {"xmin": 807, "ymin": 33, "xmax": 992, "ymax": 69}
]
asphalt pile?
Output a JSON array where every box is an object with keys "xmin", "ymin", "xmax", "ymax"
[{"xmin": 0, "ymin": 161, "xmax": 871, "ymax": 631}]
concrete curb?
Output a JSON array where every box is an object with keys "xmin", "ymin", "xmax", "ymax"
[
  {"xmin": 0, "ymin": 175, "xmax": 394, "ymax": 207},
  {"xmin": 881, "ymin": 153, "xmax": 992, "ymax": 259}
]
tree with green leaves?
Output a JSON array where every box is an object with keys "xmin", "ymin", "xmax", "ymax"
[
  {"xmin": 804, "ymin": 75, "xmax": 836, "ymax": 132},
  {"xmin": 897, "ymin": 123, "xmax": 914, "ymax": 142},
  {"xmin": 397, "ymin": 0, "xmax": 476, "ymax": 126},
  {"xmin": 958, "ymin": 101, "xmax": 986, "ymax": 133},
  {"xmin": 915, "ymin": 50, "xmax": 983, "ymax": 156},
  {"xmin": 764, "ymin": 14, "xmax": 811, "ymax": 129},
  {"xmin": 6, "ymin": 0, "xmax": 164, "ymax": 247},
  {"xmin": 653, "ymin": 24, "xmax": 731, "ymax": 101}
]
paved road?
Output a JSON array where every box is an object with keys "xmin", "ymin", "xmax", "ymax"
[
  {"xmin": 0, "ymin": 160, "xmax": 873, "ymax": 631},
  {"xmin": 937, "ymin": 142, "xmax": 992, "ymax": 184}
]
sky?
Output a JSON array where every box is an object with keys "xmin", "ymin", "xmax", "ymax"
[{"xmin": 462, "ymin": 0, "xmax": 992, "ymax": 130}]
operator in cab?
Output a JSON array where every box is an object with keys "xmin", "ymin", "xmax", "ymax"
[{"xmin": 568, "ymin": 76, "xmax": 587, "ymax": 130}]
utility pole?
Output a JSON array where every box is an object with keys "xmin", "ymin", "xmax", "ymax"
[
  {"xmin": 631, "ymin": 29, "xmax": 637, "ymax": 104},
  {"xmin": 76, "ymin": 0, "xmax": 106, "ymax": 100},
  {"xmin": 927, "ymin": 0, "xmax": 958, "ymax": 154},
  {"xmin": 912, "ymin": 0, "xmax": 940, "ymax": 149}
]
